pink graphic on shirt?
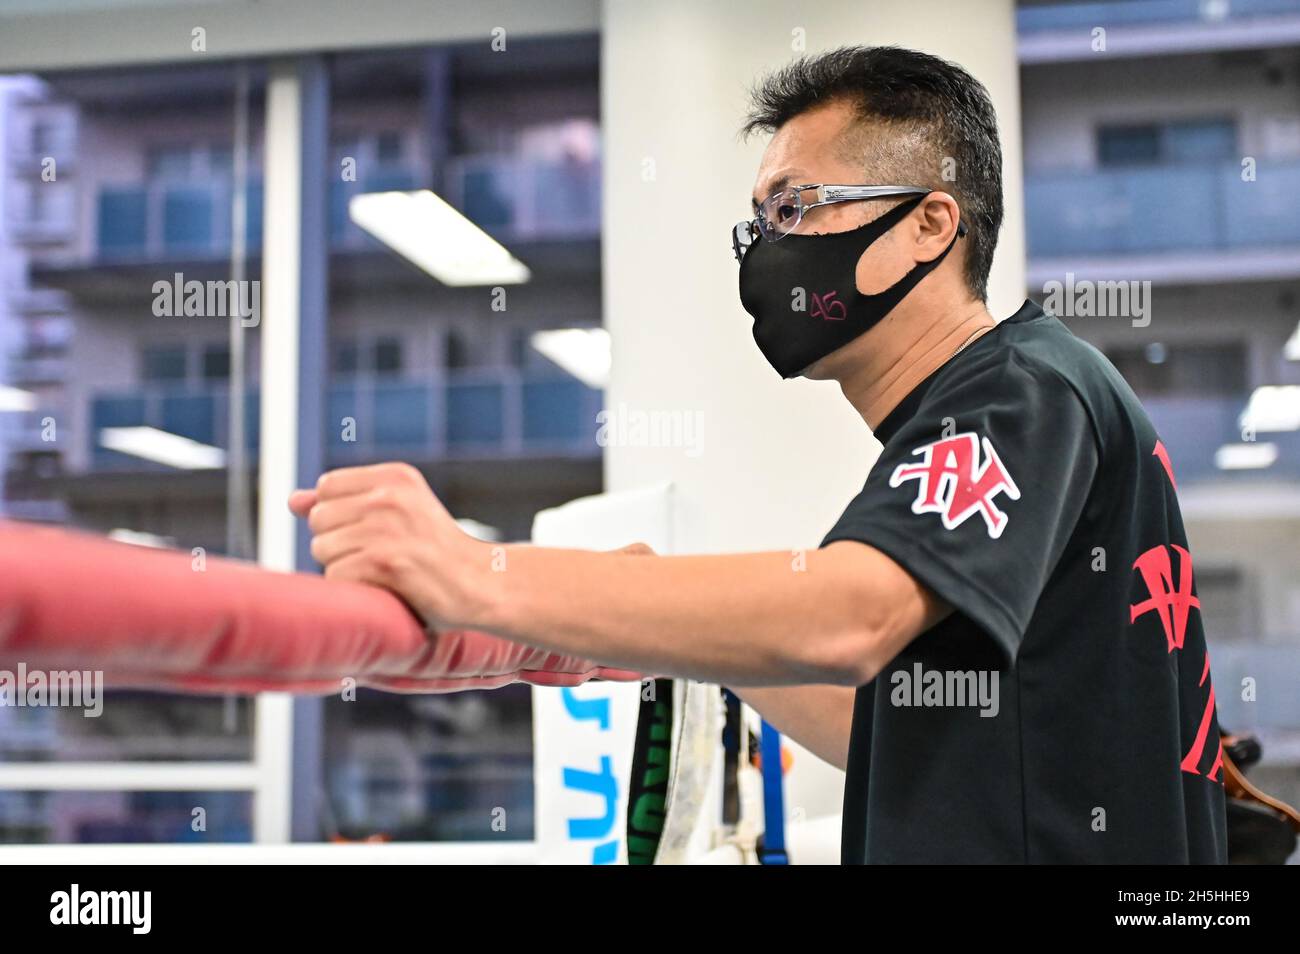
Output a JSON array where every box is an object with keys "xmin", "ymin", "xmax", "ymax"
[
  {"xmin": 1153, "ymin": 440, "xmax": 1177, "ymax": 490},
  {"xmin": 889, "ymin": 432, "xmax": 1021, "ymax": 539},
  {"xmin": 1130, "ymin": 544, "xmax": 1201, "ymax": 653}
]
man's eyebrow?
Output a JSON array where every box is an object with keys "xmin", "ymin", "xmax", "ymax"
[{"xmin": 752, "ymin": 172, "xmax": 801, "ymax": 211}]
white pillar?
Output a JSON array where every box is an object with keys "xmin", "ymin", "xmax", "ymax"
[
  {"xmin": 253, "ymin": 58, "xmax": 316, "ymax": 844},
  {"xmin": 601, "ymin": 0, "xmax": 1025, "ymax": 825}
]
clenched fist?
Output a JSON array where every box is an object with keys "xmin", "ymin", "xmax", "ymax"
[{"xmin": 289, "ymin": 462, "xmax": 490, "ymax": 629}]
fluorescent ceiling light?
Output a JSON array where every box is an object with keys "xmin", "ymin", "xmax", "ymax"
[
  {"xmin": 348, "ymin": 190, "xmax": 530, "ymax": 287},
  {"xmin": 1214, "ymin": 442, "xmax": 1278, "ymax": 471},
  {"xmin": 99, "ymin": 426, "xmax": 226, "ymax": 470},
  {"xmin": 1285, "ymin": 324, "xmax": 1300, "ymax": 361},
  {"xmin": 0, "ymin": 385, "xmax": 36, "ymax": 412},
  {"xmin": 1239, "ymin": 385, "xmax": 1300, "ymax": 433},
  {"xmin": 530, "ymin": 328, "xmax": 611, "ymax": 389}
]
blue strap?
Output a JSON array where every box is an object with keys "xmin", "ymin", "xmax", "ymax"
[{"xmin": 759, "ymin": 719, "xmax": 789, "ymax": 865}]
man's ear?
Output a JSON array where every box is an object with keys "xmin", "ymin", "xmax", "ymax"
[{"xmin": 917, "ymin": 192, "xmax": 962, "ymax": 258}]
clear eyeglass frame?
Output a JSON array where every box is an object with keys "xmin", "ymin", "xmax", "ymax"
[{"xmin": 731, "ymin": 184, "xmax": 966, "ymax": 263}]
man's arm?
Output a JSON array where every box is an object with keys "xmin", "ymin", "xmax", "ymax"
[
  {"xmin": 292, "ymin": 463, "xmax": 950, "ymax": 688},
  {"xmin": 731, "ymin": 685, "xmax": 858, "ymax": 770},
  {"xmin": 473, "ymin": 540, "xmax": 947, "ymax": 686}
]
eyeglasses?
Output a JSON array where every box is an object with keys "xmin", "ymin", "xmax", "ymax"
[{"xmin": 731, "ymin": 184, "xmax": 967, "ymax": 264}]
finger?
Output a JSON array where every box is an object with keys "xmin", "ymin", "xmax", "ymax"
[
  {"xmin": 288, "ymin": 489, "xmax": 318, "ymax": 517},
  {"xmin": 307, "ymin": 490, "xmax": 389, "ymax": 536},
  {"xmin": 321, "ymin": 549, "xmax": 384, "ymax": 587},
  {"xmin": 316, "ymin": 462, "xmax": 423, "ymax": 500},
  {"xmin": 322, "ymin": 550, "xmax": 412, "ymax": 609},
  {"xmin": 309, "ymin": 523, "xmax": 369, "ymax": 568}
]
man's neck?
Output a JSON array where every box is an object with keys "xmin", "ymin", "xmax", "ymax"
[{"xmin": 837, "ymin": 301, "xmax": 998, "ymax": 430}]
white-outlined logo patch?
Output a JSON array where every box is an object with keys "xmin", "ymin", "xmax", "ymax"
[{"xmin": 888, "ymin": 431, "xmax": 1021, "ymax": 538}]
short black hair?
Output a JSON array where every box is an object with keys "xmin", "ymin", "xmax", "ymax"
[{"xmin": 742, "ymin": 46, "xmax": 1003, "ymax": 302}]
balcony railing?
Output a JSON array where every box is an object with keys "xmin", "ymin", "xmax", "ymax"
[
  {"xmin": 88, "ymin": 370, "xmax": 603, "ymax": 471},
  {"xmin": 96, "ymin": 180, "xmax": 265, "ymax": 261},
  {"xmin": 1025, "ymin": 159, "xmax": 1300, "ymax": 259},
  {"xmin": 94, "ymin": 167, "xmax": 420, "ymax": 261},
  {"xmin": 1143, "ymin": 394, "xmax": 1300, "ymax": 483},
  {"xmin": 1018, "ymin": 0, "xmax": 1300, "ymax": 33},
  {"xmin": 92, "ymin": 154, "xmax": 600, "ymax": 262},
  {"xmin": 443, "ymin": 155, "xmax": 600, "ymax": 241}
]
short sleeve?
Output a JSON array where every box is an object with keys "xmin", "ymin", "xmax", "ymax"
[{"xmin": 821, "ymin": 352, "xmax": 1099, "ymax": 664}]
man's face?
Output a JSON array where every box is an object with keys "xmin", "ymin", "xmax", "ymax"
[{"xmin": 747, "ymin": 100, "xmax": 926, "ymax": 380}]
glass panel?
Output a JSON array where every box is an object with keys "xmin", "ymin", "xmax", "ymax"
[
  {"xmin": 1165, "ymin": 119, "xmax": 1236, "ymax": 162},
  {"xmin": 321, "ymin": 687, "xmax": 533, "ymax": 841},
  {"xmin": 1098, "ymin": 124, "xmax": 1161, "ymax": 166},
  {"xmin": 96, "ymin": 188, "xmax": 148, "ymax": 256},
  {"xmin": 447, "ymin": 381, "xmax": 504, "ymax": 446},
  {"xmin": 146, "ymin": 145, "xmax": 194, "ymax": 180},
  {"xmin": 3, "ymin": 61, "xmax": 261, "ymax": 825},
  {"xmin": 162, "ymin": 186, "xmax": 214, "ymax": 252},
  {"xmin": 0, "ymin": 693, "xmax": 252, "ymax": 763},
  {"xmin": 141, "ymin": 346, "xmax": 187, "ymax": 383},
  {"xmin": 306, "ymin": 38, "xmax": 603, "ymax": 843},
  {"xmin": 332, "ymin": 339, "xmax": 359, "ymax": 375},
  {"xmin": 374, "ymin": 337, "xmax": 403, "ymax": 374},
  {"xmin": 203, "ymin": 344, "xmax": 231, "ymax": 381},
  {"xmin": 0, "ymin": 791, "xmax": 252, "ymax": 844},
  {"xmin": 161, "ymin": 392, "xmax": 217, "ymax": 445},
  {"xmin": 462, "ymin": 166, "xmax": 513, "ymax": 229},
  {"xmin": 375, "ymin": 131, "xmax": 404, "ymax": 165},
  {"xmin": 373, "ymin": 383, "xmax": 427, "ymax": 447},
  {"xmin": 522, "ymin": 378, "xmax": 589, "ymax": 443}
]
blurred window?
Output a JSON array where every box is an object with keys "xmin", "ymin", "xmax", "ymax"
[
  {"xmin": 1197, "ymin": 566, "xmax": 1252, "ymax": 644},
  {"xmin": 147, "ymin": 145, "xmax": 195, "ymax": 180},
  {"xmin": 1098, "ymin": 124, "xmax": 1160, "ymax": 165},
  {"xmin": 374, "ymin": 337, "xmax": 404, "ymax": 374},
  {"xmin": 446, "ymin": 330, "xmax": 472, "ymax": 370},
  {"xmin": 332, "ymin": 339, "xmax": 360, "ymax": 375},
  {"xmin": 375, "ymin": 131, "xmax": 405, "ymax": 165},
  {"xmin": 208, "ymin": 145, "xmax": 233, "ymax": 178},
  {"xmin": 1098, "ymin": 118, "xmax": 1236, "ymax": 166},
  {"xmin": 332, "ymin": 337, "xmax": 404, "ymax": 375},
  {"xmin": 202, "ymin": 343, "xmax": 231, "ymax": 381},
  {"xmin": 141, "ymin": 345, "xmax": 188, "ymax": 383},
  {"xmin": 0, "ymin": 791, "xmax": 252, "ymax": 844},
  {"xmin": 1106, "ymin": 342, "xmax": 1247, "ymax": 396},
  {"xmin": 31, "ymin": 119, "xmax": 58, "ymax": 155}
]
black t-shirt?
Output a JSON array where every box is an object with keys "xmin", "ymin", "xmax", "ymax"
[{"xmin": 823, "ymin": 300, "xmax": 1227, "ymax": 864}]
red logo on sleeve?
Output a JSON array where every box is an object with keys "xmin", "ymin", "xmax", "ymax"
[
  {"xmin": 1130, "ymin": 544, "xmax": 1200, "ymax": 653},
  {"xmin": 888, "ymin": 432, "xmax": 1021, "ymax": 538}
]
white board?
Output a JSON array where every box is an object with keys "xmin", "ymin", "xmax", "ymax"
[{"xmin": 529, "ymin": 483, "xmax": 674, "ymax": 864}]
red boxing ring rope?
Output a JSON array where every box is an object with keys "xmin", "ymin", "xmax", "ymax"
[{"xmin": 0, "ymin": 521, "xmax": 638, "ymax": 694}]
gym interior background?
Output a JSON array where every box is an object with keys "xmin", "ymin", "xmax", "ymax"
[{"xmin": 0, "ymin": 0, "xmax": 1297, "ymax": 862}]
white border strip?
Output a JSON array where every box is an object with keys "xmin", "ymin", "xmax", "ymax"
[
  {"xmin": 0, "ymin": 841, "xmax": 538, "ymax": 865},
  {"xmin": 0, "ymin": 762, "xmax": 259, "ymax": 790}
]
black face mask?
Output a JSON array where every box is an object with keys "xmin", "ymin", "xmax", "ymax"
[{"xmin": 738, "ymin": 194, "xmax": 960, "ymax": 378}]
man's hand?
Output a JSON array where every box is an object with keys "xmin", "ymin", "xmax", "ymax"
[{"xmin": 288, "ymin": 462, "xmax": 488, "ymax": 629}]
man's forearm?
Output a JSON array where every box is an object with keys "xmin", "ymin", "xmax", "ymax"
[
  {"xmin": 732, "ymin": 684, "xmax": 858, "ymax": 770},
  {"xmin": 466, "ymin": 541, "xmax": 943, "ymax": 687}
]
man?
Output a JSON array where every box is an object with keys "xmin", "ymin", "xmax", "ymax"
[{"xmin": 290, "ymin": 46, "xmax": 1227, "ymax": 864}]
